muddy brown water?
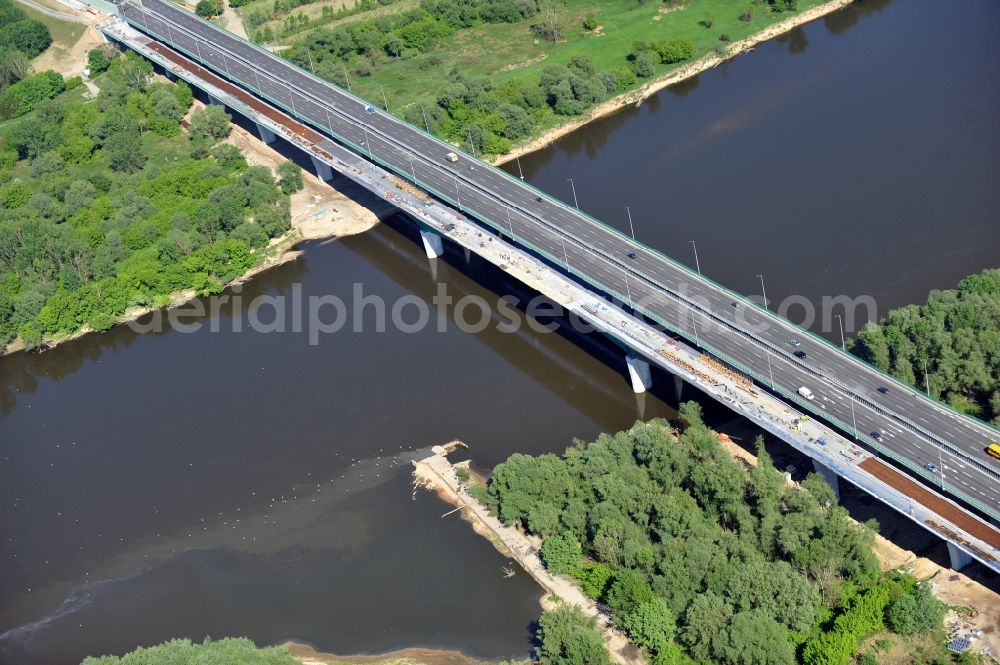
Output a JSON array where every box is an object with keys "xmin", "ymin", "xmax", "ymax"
[{"xmin": 2, "ymin": 1, "xmax": 999, "ymax": 662}]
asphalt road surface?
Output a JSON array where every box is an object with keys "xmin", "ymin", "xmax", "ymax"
[{"xmin": 114, "ymin": 0, "xmax": 1000, "ymax": 515}]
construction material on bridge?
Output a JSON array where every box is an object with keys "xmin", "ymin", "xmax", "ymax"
[{"xmin": 98, "ymin": 13, "xmax": 1000, "ymax": 574}]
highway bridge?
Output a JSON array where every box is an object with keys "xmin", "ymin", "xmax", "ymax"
[{"xmin": 102, "ymin": 0, "xmax": 999, "ymax": 567}]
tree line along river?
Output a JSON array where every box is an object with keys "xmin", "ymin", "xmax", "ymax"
[{"xmin": 2, "ymin": 0, "xmax": 999, "ymax": 662}]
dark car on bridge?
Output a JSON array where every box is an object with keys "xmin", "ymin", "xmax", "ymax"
[
  {"xmin": 877, "ymin": 386, "xmax": 889, "ymax": 394},
  {"xmin": 793, "ymin": 350, "xmax": 807, "ymax": 359},
  {"xmin": 870, "ymin": 430, "xmax": 883, "ymax": 440}
]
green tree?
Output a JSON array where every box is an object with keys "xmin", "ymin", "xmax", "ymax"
[
  {"xmin": 0, "ymin": 19, "xmax": 51, "ymax": 58},
  {"xmin": 536, "ymin": 605, "xmax": 613, "ymax": 665},
  {"xmin": 541, "ymin": 532, "xmax": 582, "ymax": 574},
  {"xmin": 195, "ymin": 0, "xmax": 218, "ymax": 18},
  {"xmin": 656, "ymin": 38, "xmax": 694, "ymax": 64},
  {"xmin": 276, "ymin": 160, "xmax": 303, "ymax": 194},
  {"xmin": 189, "ymin": 104, "xmax": 231, "ymax": 141},
  {"xmin": 87, "ymin": 47, "xmax": 113, "ymax": 75},
  {"xmin": 886, "ymin": 583, "xmax": 946, "ymax": 635},
  {"xmin": 622, "ymin": 597, "xmax": 676, "ymax": 656},
  {"xmin": 719, "ymin": 610, "xmax": 794, "ymax": 665}
]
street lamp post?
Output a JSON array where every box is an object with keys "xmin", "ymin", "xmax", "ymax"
[
  {"xmin": 420, "ymin": 106, "xmax": 430, "ymax": 133},
  {"xmin": 407, "ymin": 153, "xmax": 417, "ymax": 183},
  {"xmin": 689, "ymin": 240, "xmax": 701, "ymax": 274},
  {"xmin": 361, "ymin": 125, "xmax": 373, "ymax": 159},
  {"xmin": 286, "ymin": 81, "xmax": 298, "ymax": 116},
  {"xmin": 835, "ymin": 313, "xmax": 860, "ymax": 440},
  {"xmin": 516, "ymin": 157, "xmax": 524, "ymax": 181},
  {"xmin": 505, "ymin": 204, "xmax": 514, "ymax": 237},
  {"xmin": 757, "ymin": 273, "xmax": 769, "ymax": 310},
  {"xmin": 923, "ymin": 357, "xmax": 932, "ymax": 398},
  {"xmin": 341, "ymin": 64, "xmax": 352, "ymax": 93},
  {"xmin": 567, "ymin": 178, "xmax": 578, "ymax": 208},
  {"xmin": 468, "ymin": 130, "xmax": 478, "ymax": 159},
  {"xmin": 938, "ymin": 447, "xmax": 945, "ymax": 490},
  {"xmin": 381, "ymin": 86, "xmax": 390, "ymax": 113},
  {"xmin": 305, "ymin": 47, "xmax": 316, "ymax": 74},
  {"xmin": 559, "ymin": 235, "xmax": 570, "ymax": 272},
  {"xmin": 453, "ymin": 174, "xmax": 462, "ymax": 210},
  {"xmin": 763, "ymin": 346, "xmax": 775, "ymax": 390},
  {"xmin": 625, "ymin": 206, "xmax": 635, "ymax": 240}
]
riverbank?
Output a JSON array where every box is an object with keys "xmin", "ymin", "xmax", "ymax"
[
  {"xmin": 493, "ymin": 0, "xmax": 855, "ymax": 166},
  {"xmin": 416, "ymin": 436, "xmax": 999, "ymax": 661},
  {"xmin": 283, "ymin": 641, "xmax": 501, "ymax": 665},
  {"xmin": 412, "ymin": 442, "xmax": 645, "ymax": 665},
  {"xmin": 0, "ymin": 104, "xmax": 386, "ymax": 358}
]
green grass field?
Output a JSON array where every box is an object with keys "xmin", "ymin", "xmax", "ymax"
[
  {"xmin": 260, "ymin": 0, "xmax": 830, "ymax": 133},
  {"xmin": 18, "ymin": 3, "xmax": 87, "ymax": 52}
]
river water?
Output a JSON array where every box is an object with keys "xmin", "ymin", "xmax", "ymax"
[{"xmin": 2, "ymin": 1, "xmax": 998, "ymax": 663}]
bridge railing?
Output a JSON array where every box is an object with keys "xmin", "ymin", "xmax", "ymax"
[
  {"xmin": 117, "ymin": 6, "xmax": 999, "ymax": 520},
  {"xmin": 123, "ymin": 0, "xmax": 1000, "ymax": 445}
]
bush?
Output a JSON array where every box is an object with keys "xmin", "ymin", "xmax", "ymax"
[
  {"xmin": 536, "ymin": 605, "xmax": 612, "ymax": 665},
  {"xmin": 633, "ymin": 52, "xmax": 655, "ymax": 78},
  {"xmin": 0, "ymin": 70, "xmax": 64, "ymax": 120},
  {"xmin": 0, "ymin": 19, "xmax": 51, "ymax": 58},
  {"xmin": 276, "ymin": 160, "xmax": 303, "ymax": 194},
  {"xmin": 195, "ymin": 0, "xmax": 219, "ymax": 18},
  {"xmin": 87, "ymin": 47, "xmax": 112, "ymax": 75},
  {"xmin": 541, "ymin": 532, "xmax": 581, "ymax": 574},
  {"xmin": 582, "ymin": 11, "xmax": 597, "ymax": 31},
  {"xmin": 656, "ymin": 38, "xmax": 694, "ymax": 64},
  {"xmin": 886, "ymin": 583, "xmax": 946, "ymax": 635}
]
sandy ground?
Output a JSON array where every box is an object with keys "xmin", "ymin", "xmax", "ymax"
[
  {"xmin": 32, "ymin": 25, "xmax": 103, "ymax": 78},
  {"xmin": 716, "ymin": 434, "xmax": 1000, "ymax": 659},
  {"xmin": 493, "ymin": 0, "xmax": 856, "ymax": 166},
  {"xmin": 413, "ymin": 444, "xmax": 646, "ymax": 665},
  {"xmin": 284, "ymin": 642, "xmax": 501, "ymax": 665},
  {"xmin": 25, "ymin": 0, "xmax": 104, "ymax": 79},
  {"xmin": 220, "ymin": 2, "xmax": 248, "ymax": 39}
]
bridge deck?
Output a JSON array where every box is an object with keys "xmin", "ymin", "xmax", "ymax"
[{"xmin": 101, "ymin": 18, "xmax": 1000, "ymax": 572}]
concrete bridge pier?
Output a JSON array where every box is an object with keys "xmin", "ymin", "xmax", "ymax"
[
  {"xmin": 811, "ymin": 459, "xmax": 840, "ymax": 501},
  {"xmin": 310, "ymin": 156, "xmax": 333, "ymax": 182},
  {"xmin": 420, "ymin": 228, "xmax": 444, "ymax": 259},
  {"xmin": 207, "ymin": 94, "xmax": 224, "ymax": 106},
  {"xmin": 947, "ymin": 542, "xmax": 973, "ymax": 571},
  {"xmin": 626, "ymin": 355, "xmax": 652, "ymax": 394},
  {"xmin": 674, "ymin": 374, "xmax": 684, "ymax": 402},
  {"xmin": 256, "ymin": 123, "xmax": 277, "ymax": 145}
]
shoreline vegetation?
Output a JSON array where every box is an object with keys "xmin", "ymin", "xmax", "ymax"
[
  {"xmin": 0, "ymin": 0, "xmax": 856, "ymax": 358},
  {"xmin": 848, "ymin": 268, "xmax": 1000, "ymax": 428},
  {"xmin": 414, "ymin": 416, "xmax": 998, "ymax": 665},
  {"xmin": 0, "ymin": 49, "xmax": 382, "ymax": 358},
  {"xmin": 267, "ymin": 0, "xmax": 856, "ymax": 162},
  {"xmin": 76, "ymin": 416, "xmax": 1000, "ymax": 665},
  {"xmin": 494, "ymin": 0, "xmax": 854, "ymax": 166}
]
